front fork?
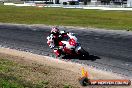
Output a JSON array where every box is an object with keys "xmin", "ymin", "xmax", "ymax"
[{"xmin": 75, "ymin": 46, "xmax": 82, "ymax": 54}]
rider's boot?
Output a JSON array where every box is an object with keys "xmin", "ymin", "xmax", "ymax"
[{"xmin": 53, "ymin": 49, "xmax": 61, "ymax": 57}]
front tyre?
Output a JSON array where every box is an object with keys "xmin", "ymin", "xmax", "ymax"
[{"xmin": 79, "ymin": 48, "xmax": 89, "ymax": 57}]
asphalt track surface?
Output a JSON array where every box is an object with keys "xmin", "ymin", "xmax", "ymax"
[{"xmin": 0, "ymin": 24, "xmax": 132, "ymax": 78}]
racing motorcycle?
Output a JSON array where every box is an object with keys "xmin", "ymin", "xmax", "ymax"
[{"xmin": 47, "ymin": 31, "xmax": 89, "ymax": 58}]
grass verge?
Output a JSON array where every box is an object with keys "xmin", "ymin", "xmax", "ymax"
[
  {"xmin": 0, "ymin": 48, "xmax": 131, "ymax": 88},
  {"xmin": 0, "ymin": 5, "xmax": 132, "ymax": 30},
  {"xmin": 0, "ymin": 54, "xmax": 78, "ymax": 88}
]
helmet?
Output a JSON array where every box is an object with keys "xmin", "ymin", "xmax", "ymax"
[{"xmin": 51, "ymin": 27, "xmax": 59, "ymax": 34}]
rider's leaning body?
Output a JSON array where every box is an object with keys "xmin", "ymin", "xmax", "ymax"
[{"xmin": 47, "ymin": 27, "xmax": 68, "ymax": 57}]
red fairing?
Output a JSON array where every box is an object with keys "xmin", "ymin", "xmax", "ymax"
[
  {"xmin": 63, "ymin": 47, "xmax": 71, "ymax": 54},
  {"xmin": 59, "ymin": 41, "xmax": 63, "ymax": 46},
  {"xmin": 69, "ymin": 38, "xmax": 76, "ymax": 46}
]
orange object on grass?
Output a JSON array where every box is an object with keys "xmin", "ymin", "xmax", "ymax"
[{"xmin": 81, "ymin": 67, "xmax": 88, "ymax": 77}]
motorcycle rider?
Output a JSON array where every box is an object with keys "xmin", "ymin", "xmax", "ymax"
[{"xmin": 47, "ymin": 27, "xmax": 68, "ymax": 57}]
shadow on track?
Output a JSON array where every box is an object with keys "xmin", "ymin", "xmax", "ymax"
[{"xmin": 61, "ymin": 54, "xmax": 101, "ymax": 61}]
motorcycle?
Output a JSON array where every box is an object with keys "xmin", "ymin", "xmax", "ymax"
[{"xmin": 47, "ymin": 31, "xmax": 89, "ymax": 58}]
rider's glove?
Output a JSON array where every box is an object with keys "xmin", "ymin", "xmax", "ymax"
[{"xmin": 50, "ymin": 45, "xmax": 55, "ymax": 49}]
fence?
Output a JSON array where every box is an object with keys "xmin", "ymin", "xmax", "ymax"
[{"xmin": 3, "ymin": 3, "xmax": 132, "ymax": 11}]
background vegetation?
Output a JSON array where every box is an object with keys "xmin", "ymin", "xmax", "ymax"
[{"xmin": 0, "ymin": 5, "xmax": 132, "ymax": 30}]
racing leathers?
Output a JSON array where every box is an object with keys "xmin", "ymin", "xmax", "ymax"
[{"xmin": 47, "ymin": 31, "xmax": 67, "ymax": 57}]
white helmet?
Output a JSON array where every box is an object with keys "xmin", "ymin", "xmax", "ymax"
[{"xmin": 51, "ymin": 27, "xmax": 59, "ymax": 34}]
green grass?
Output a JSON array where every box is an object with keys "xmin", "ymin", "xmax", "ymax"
[
  {"xmin": 63, "ymin": 84, "xmax": 72, "ymax": 88},
  {"xmin": 0, "ymin": 5, "xmax": 132, "ymax": 30},
  {"xmin": 0, "ymin": 58, "xmax": 45, "ymax": 88},
  {"xmin": 0, "ymin": 56, "xmax": 77, "ymax": 88},
  {"xmin": 0, "ymin": 58, "xmax": 53, "ymax": 88}
]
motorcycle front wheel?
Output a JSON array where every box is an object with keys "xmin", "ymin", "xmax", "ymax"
[{"xmin": 79, "ymin": 48, "xmax": 89, "ymax": 57}]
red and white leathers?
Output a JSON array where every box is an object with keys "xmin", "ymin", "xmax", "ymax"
[
  {"xmin": 47, "ymin": 31, "xmax": 67, "ymax": 57},
  {"xmin": 47, "ymin": 34, "xmax": 55, "ymax": 49}
]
